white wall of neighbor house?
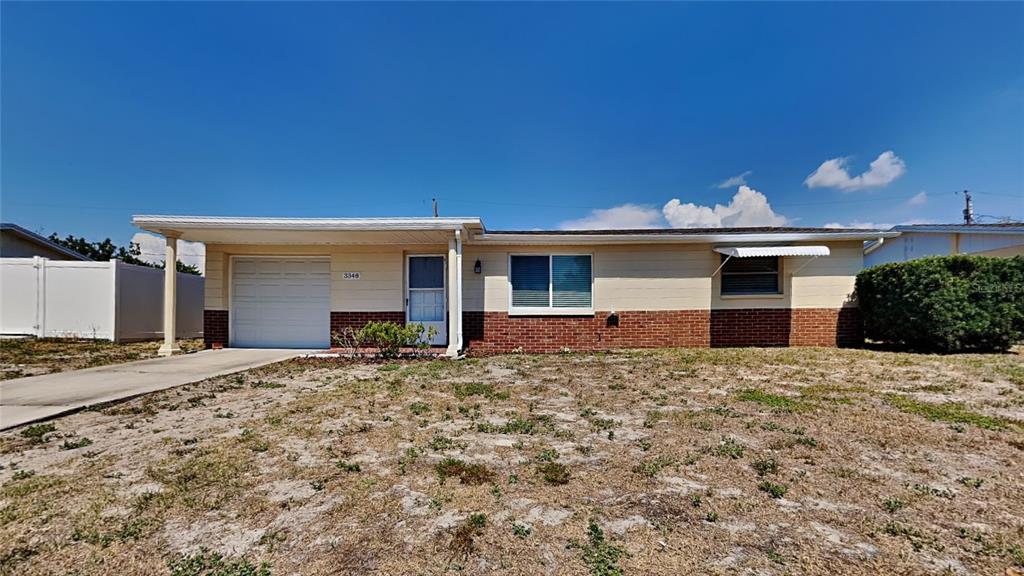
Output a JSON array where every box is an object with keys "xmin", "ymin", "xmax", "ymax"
[
  {"xmin": 958, "ymin": 233, "xmax": 1024, "ymax": 256},
  {"xmin": 865, "ymin": 232, "xmax": 1024, "ymax": 267}
]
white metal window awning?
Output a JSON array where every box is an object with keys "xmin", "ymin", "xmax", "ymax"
[
  {"xmin": 712, "ymin": 245, "xmax": 831, "ymax": 277},
  {"xmin": 713, "ymin": 246, "xmax": 830, "ymax": 258}
]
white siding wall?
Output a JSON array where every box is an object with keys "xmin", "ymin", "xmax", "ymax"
[
  {"xmin": 464, "ymin": 240, "xmax": 863, "ymax": 312},
  {"xmin": 205, "ymin": 240, "xmax": 865, "ymax": 316},
  {"xmin": 207, "ymin": 244, "xmax": 448, "ymax": 313},
  {"xmin": 865, "ymin": 232, "xmax": 1024, "ymax": 267}
]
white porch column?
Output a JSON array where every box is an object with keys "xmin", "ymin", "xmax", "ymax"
[
  {"xmin": 446, "ymin": 235, "xmax": 459, "ymax": 357},
  {"xmin": 158, "ymin": 232, "xmax": 181, "ymax": 356}
]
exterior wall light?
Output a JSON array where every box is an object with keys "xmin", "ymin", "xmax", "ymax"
[{"xmin": 474, "ymin": 259, "xmax": 482, "ymax": 274}]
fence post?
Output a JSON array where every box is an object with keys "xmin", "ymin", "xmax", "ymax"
[
  {"xmin": 33, "ymin": 256, "xmax": 46, "ymax": 337},
  {"xmin": 110, "ymin": 259, "xmax": 120, "ymax": 342}
]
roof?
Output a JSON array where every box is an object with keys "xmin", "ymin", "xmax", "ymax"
[
  {"xmin": 132, "ymin": 216, "xmax": 898, "ymax": 246},
  {"xmin": 132, "ymin": 215, "xmax": 485, "ymax": 231},
  {"xmin": 131, "ymin": 215, "xmax": 487, "ymax": 245},
  {"xmin": 890, "ymin": 223, "xmax": 1024, "ymax": 234},
  {"xmin": 475, "ymin": 226, "xmax": 897, "ymax": 245},
  {"xmin": 491, "ymin": 226, "xmax": 888, "ymax": 235},
  {"xmin": 0, "ymin": 223, "xmax": 92, "ymax": 260}
]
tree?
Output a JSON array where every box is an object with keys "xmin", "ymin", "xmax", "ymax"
[{"xmin": 48, "ymin": 233, "xmax": 201, "ymax": 276}]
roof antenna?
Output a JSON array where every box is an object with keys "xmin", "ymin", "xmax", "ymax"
[{"xmin": 432, "ymin": 198, "xmax": 439, "ymax": 218}]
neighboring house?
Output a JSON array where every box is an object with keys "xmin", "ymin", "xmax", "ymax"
[
  {"xmin": 133, "ymin": 215, "xmax": 896, "ymax": 356},
  {"xmin": 0, "ymin": 222, "xmax": 91, "ymax": 260},
  {"xmin": 864, "ymin": 223, "xmax": 1024, "ymax": 267}
]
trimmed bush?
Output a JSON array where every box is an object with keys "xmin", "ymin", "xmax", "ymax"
[{"xmin": 856, "ymin": 255, "xmax": 1024, "ymax": 352}]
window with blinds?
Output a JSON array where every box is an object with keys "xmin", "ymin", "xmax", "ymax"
[
  {"xmin": 720, "ymin": 255, "xmax": 780, "ymax": 295},
  {"xmin": 510, "ymin": 254, "xmax": 593, "ymax": 310}
]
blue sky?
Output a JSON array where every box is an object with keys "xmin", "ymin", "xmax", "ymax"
[{"xmin": 2, "ymin": 2, "xmax": 1022, "ymax": 250}]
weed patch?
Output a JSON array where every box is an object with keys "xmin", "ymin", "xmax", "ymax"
[
  {"xmin": 168, "ymin": 548, "xmax": 270, "ymax": 576},
  {"xmin": 536, "ymin": 462, "xmax": 571, "ymax": 485},
  {"xmin": 886, "ymin": 395, "xmax": 1009, "ymax": 430},
  {"xmin": 737, "ymin": 388, "xmax": 800, "ymax": 411},
  {"xmin": 436, "ymin": 459, "xmax": 495, "ymax": 485},
  {"xmin": 569, "ymin": 522, "xmax": 626, "ymax": 576}
]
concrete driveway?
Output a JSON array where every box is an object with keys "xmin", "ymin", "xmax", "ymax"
[{"xmin": 0, "ymin": 348, "xmax": 307, "ymax": 430}]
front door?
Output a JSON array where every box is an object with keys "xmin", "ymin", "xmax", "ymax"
[{"xmin": 406, "ymin": 255, "xmax": 447, "ymax": 346}]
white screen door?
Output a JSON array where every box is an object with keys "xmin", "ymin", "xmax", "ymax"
[{"xmin": 407, "ymin": 255, "xmax": 447, "ymax": 346}]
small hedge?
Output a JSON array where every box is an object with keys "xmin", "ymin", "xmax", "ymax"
[
  {"xmin": 856, "ymin": 255, "xmax": 1024, "ymax": 352},
  {"xmin": 331, "ymin": 321, "xmax": 437, "ymax": 358}
]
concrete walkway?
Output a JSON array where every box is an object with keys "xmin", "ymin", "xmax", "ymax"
[{"xmin": 0, "ymin": 348, "xmax": 307, "ymax": 430}]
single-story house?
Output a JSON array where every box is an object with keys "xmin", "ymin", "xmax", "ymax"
[
  {"xmin": 132, "ymin": 215, "xmax": 898, "ymax": 356},
  {"xmin": 0, "ymin": 223, "xmax": 91, "ymax": 260},
  {"xmin": 864, "ymin": 223, "xmax": 1024, "ymax": 267}
]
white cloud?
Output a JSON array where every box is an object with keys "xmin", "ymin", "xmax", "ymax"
[
  {"xmin": 131, "ymin": 232, "xmax": 206, "ymax": 274},
  {"xmin": 823, "ymin": 218, "xmax": 932, "ymax": 230},
  {"xmin": 716, "ymin": 170, "xmax": 752, "ymax": 189},
  {"xmin": 823, "ymin": 221, "xmax": 893, "ymax": 230},
  {"xmin": 907, "ymin": 191, "xmax": 927, "ymax": 206},
  {"xmin": 804, "ymin": 150, "xmax": 906, "ymax": 191},
  {"xmin": 662, "ymin": 185, "xmax": 789, "ymax": 228},
  {"xmin": 559, "ymin": 203, "xmax": 664, "ymax": 230}
]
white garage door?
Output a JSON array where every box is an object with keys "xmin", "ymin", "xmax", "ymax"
[{"xmin": 231, "ymin": 257, "xmax": 330, "ymax": 348}]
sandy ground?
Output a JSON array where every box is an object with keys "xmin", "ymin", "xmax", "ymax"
[{"xmin": 1, "ymin": 347, "xmax": 1022, "ymax": 575}]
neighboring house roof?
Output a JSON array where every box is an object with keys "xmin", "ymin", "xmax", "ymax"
[
  {"xmin": 133, "ymin": 215, "xmax": 897, "ymax": 246},
  {"xmin": 888, "ymin": 223, "xmax": 1024, "ymax": 235},
  {"xmin": 0, "ymin": 223, "xmax": 92, "ymax": 260}
]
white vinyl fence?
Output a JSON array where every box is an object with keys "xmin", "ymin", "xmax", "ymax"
[{"xmin": 0, "ymin": 257, "xmax": 203, "ymax": 341}]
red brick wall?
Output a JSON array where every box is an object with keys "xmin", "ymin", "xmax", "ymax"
[
  {"xmin": 464, "ymin": 310, "xmax": 711, "ymax": 354},
  {"xmin": 330, "ymin": 311, "xmax": 405, "ymax": 333},
  {"xmin": 208, "ymin": 307, "xmax": 861, "ymax": 352},
  {"xmin": 790, "ymin": 307, "xmax": 862, "ymax": 348},
  {"xmin": 710, "ymin": 309, "xmax": 791, "ymax": 347},
  {"xmin": 465, "ymin": 308, "xmax": 862, "ymax": 354},
  {"xmin": 203, "ymin": 310, "xmax": 228, "ymax": 349}
]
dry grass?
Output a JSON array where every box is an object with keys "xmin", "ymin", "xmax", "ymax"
[
  {"xmin": 0, "ymin": 337, "xmax": 204, "ymax": 380},
  {"xmin": 1, "ymin": 346, "xmax": 1022, "ymax": 575}
]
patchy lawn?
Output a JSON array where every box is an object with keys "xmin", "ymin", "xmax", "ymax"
[
  {"xmin": 1, "ymin": 347, "xmax": 1022, "ymax": 575},
  {"xmin": 0, "ymin": 338, "xmax": 204, "ymax": 380}
]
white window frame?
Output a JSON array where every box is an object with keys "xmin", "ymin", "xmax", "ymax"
[
  {"xmin": 507, "ymin": 253, "xmax": 594, "ymax": 316},
  {"xmin": 718, "ymin": 254, "xmax": 785, "ymax": 298}
]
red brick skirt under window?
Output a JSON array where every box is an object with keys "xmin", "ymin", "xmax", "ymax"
[{"xmin": 463, "ymin": 308, "xmax": 861, "ymax": 354}]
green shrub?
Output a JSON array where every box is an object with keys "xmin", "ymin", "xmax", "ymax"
[
  {"xmin": 333, "ymin": 321, "xmax": 437, "ymax": 358},
  {"xmin": 856, "ymin": 256, "xmax": 1024, "ymax": 352}
]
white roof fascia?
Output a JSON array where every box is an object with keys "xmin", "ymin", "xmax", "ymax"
[
  {"xmin": 714, "ymin": 246, "xmax": 830, "ymax": 258},
  {"xmin": 473, "ymin": 231, "xmax": 900, "ymax": 245},
  {"xmin": 132, "ymin": 215, "xmax": 484, "ymax": 232}
]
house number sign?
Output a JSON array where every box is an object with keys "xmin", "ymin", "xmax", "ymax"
[{"xmin": 343, "ymin": 272, "xmax": 361, "ymax": 280}]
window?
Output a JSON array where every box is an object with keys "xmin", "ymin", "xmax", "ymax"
[
  {"xmin": 720, "ymin": 255, "xmax": 780, "ymax": 295},
  {"xmin": 510, "ymin": 254, "xmax": 592, "ymax": 311}
]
